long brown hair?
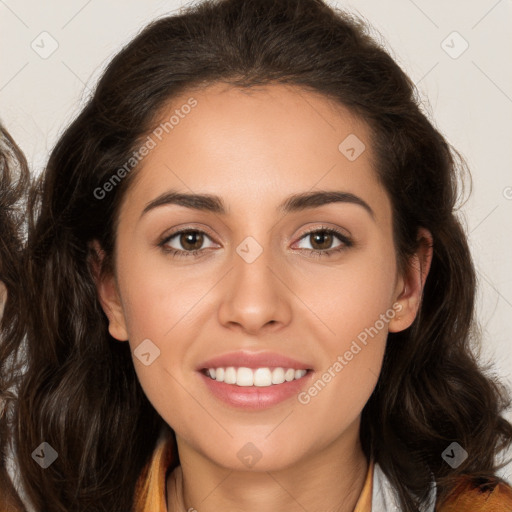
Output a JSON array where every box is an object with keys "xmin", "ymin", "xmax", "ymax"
[
  {"xmin": 16, "ymin": 0, "xmax": 512, "ymax": 510},
  {"xmin": 0, "ymin": 124, "xmax": 30, "ymax": 511}
]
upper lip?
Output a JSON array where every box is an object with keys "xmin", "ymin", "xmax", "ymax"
[{"xmin": 197, "ymin": 350, "xmax": 313, "ymax": 371}]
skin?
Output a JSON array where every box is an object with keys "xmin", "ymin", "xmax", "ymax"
[
  {"xmin": 0, "ymin": 282, "xmax": 6, "ymax": 319},
  {"xmin": 96, "ymin": 82, "xmax": 433, "ymax": 512}
]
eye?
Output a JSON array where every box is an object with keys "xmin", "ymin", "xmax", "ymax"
[
  {"xmin": 158, "ymin": 225, "xmax": 353, "ymax": 259},
  {"xmin": 294, "ymin": 226, "xmax": 353, "ymax": 258},
  {"xmin": 159, "ymin": 228, "xmax": 217, "ymax": 258}
]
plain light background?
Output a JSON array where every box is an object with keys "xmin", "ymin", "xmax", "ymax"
[{"xmin": 1, "ymin": 0, "xmax": 511, "ymax": 484}]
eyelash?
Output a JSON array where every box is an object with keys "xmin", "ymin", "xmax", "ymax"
[{"xmin": 158, "ymin": 226, "xmax": 353, "ymax": 259}]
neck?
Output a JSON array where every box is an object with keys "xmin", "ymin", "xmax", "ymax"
[{"xmin": 167, "ymin": 420, "xmax": 369, "ymax": 512}]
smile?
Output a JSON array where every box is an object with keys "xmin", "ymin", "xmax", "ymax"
[{"xmin": 203, "ymin": 366, "xmax": 309, "ymax": 387}]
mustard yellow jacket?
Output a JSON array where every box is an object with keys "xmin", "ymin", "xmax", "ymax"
[
  {"xmin": 133, "ymin": 434, "xmax": 512, "ymax": 512},
  {"xmin": 2, "ymin": 435, "xmax": 512, "ymax": 511}
]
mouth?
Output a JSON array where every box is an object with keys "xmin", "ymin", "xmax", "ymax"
[
  {"xmin": 196, "ymin": 350, "xmax": 315, "ymax": 409},
  {"xmin": 197, "ymin": 365, "xmax": 314, "ymax": 410},
  {"xmin": 200, "ymin": 366, "xmax": 312, "ymax": 387}
]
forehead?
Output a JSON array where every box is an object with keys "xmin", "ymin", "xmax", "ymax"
[
  {"xmin": 156, "ymin": 82, "xmax": 372, "ymax": 165},
  {"xmin": 120, "ymin": 82, "xmax": 390, "ymax": 223}
]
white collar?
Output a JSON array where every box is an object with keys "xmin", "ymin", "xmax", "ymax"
[{"xmin": 372, "ymin": 462, "xmax": 437, "ymax": 511}]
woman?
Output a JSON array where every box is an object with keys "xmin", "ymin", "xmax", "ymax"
[
  {"xmin": 14, "ymin": 0, "xmax": 512, "ymax": 510},
  {"xmin": 0, "ymin": 124, "xmax": 29, "ymax": 512}
]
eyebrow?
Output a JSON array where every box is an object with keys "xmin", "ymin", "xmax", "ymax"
[{"xmin": 140, "ymin": 189, "xmax": 375, "ymax": 220}]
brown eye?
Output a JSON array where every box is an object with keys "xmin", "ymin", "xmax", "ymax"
[
  {"xmin": 178, "ymin": 231, "xmax": 205, "ymax": 251},
  {"xmin": 308, "ymin": 231, "xmax": 334, "ymax": 251},
  {"xmin": 295, "ymin": 227, "xmax": 353, "ymax": 258},
  {"xmin": 159, "ymin": 229, "xmax": 217, "ymax": 257}
]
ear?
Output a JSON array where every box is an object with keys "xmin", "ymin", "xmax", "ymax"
[
  {"xmin": 388, "ymin": 228, "xmax": 433, "ymax": 333},
  {"xmin": 89, "ymin": 240, "xmax": 129, "ymax": 341}
]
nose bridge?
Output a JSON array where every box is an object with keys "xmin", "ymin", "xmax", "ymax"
[
  {"xmin": 233, "ymin": 232, "xmax": 278, "ymax": 300},
  {"xmin": 217, "ymin": 231, "xmax": 291, "ymax": 332}
]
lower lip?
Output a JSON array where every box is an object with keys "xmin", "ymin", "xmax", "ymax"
[{"xmin": 199, "ymin": 371, "xmax": 313, "ymax": 410}]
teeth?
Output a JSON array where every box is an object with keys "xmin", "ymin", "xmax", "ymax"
[
  {"xmin": 253, "ymin": 368, "xmax": 272, "ymax": 387},
  {"xmin": 285, "ymin": 368, "xmax": 295, "ymax": 381},
  {"xmin": 271, "ymin": 367, "xmax": 285, "ymax": 384},
  {"xmin": 205, "ymin": 366, "xmax": 308, "ymax": 387},
  {"xmin": 224, "ymin": 367, "xmax": 237, "ymax": 384}
]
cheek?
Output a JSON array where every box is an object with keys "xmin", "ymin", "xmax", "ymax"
[
  {"xmin": 115, "ymin": 247, "xmax": 215, "ymax": 409},
  {"xmin": 295, "ymin": 235, "xmax": 398, "ymax": 349},
  {"xmin": 293, "ymin": 240, "xmax": 397, "ymax": 412},
  {"xmin": 116, "ymin": 244, "xmax": 205, "ymax": 341}
]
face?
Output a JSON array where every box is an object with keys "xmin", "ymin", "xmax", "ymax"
[{"xmin": 97, "ymin": 83, "xmax": 430, "ymax": 471}]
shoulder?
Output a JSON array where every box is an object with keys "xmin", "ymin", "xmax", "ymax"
[{"xmin": 436, "ymin": 475, "xmax": 512, "ymax": 512}]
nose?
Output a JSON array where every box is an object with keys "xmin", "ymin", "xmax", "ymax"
[{"xmin": 217, "ymin": 241, "xmax": 292, "ymax": 335}]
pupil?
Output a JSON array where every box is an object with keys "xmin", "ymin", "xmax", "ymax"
[
  {"xmin": 183, "ymin": 232, "xmax": 202, "ymax": 250},
  {"xmin": 313, "ymin": 232, "xmax": 331, "ymax": 250}
]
